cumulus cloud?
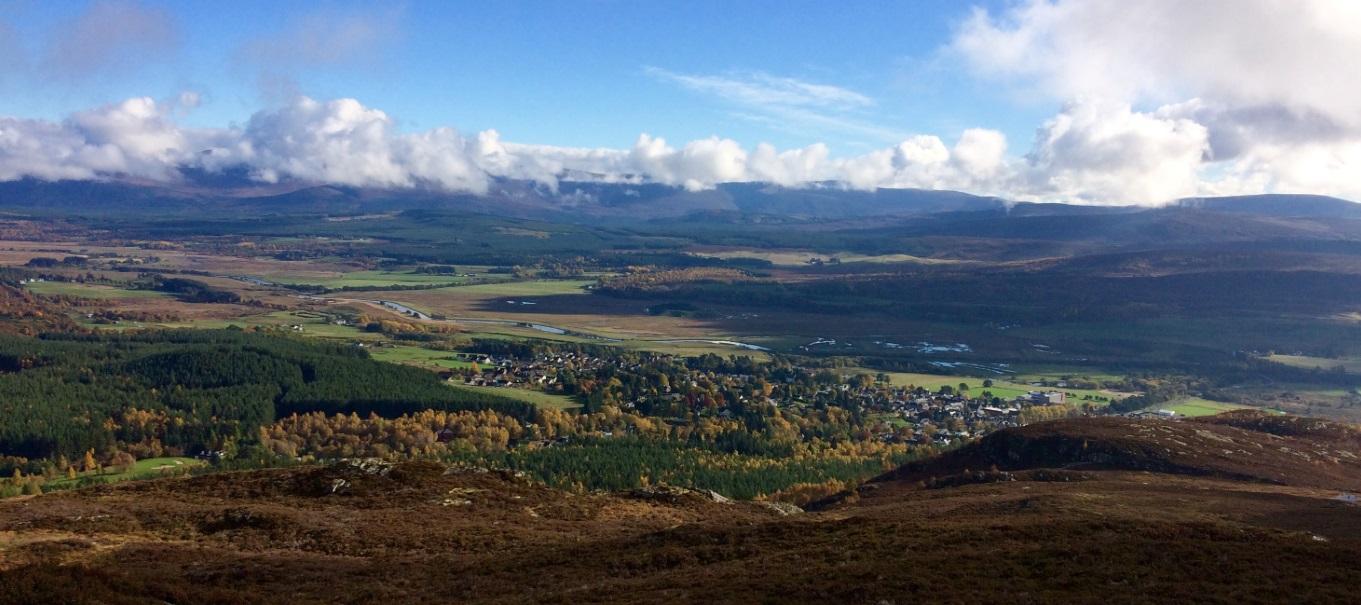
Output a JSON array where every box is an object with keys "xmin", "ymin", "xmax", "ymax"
[
  {"xmin": 0, "ymin": 93, "xmax": 1352, "ymax": 204},
  {"xmin": 1021, "ymin": 101, "xmax": 1210, "ymax": 203},
  {"xmin": 628, "ymin": 135, "xmax": 749, "ymax": 191},
  {"xmin": 1, "ymin": 1, "xmax": 1356, "ymax": 204},
  {"xmin": 232, "ymin": 97, "xmax": 414, "ymax": 188},
  {"xmin": 952, "ymin": 0, "xmax": 1361, "ymax": 127},
  {"xmin": 0, "ymin": 95, "xmax": 1024, "ymax": 197},
  {"xmin": 0, "ymin": 93, "xmax": 1206, "ymax": 204},
  {"xmin": 748, "ymin": 143, "xmax": 831, "ymax": 188},
  {"xmin": 952, "ymin": 129, "xmax": 1007, "ymax": 180},
  {"xmin": 0, "ymin": 95, "xmax": 213, "ymax": 182},
  {"xmin": 951, "ymin": 0, "xmax": 1361, "ymax": 202}
]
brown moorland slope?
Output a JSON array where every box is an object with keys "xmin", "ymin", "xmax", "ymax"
[
  {"xmin": 836, "ymin": 411, "xmax": 1361, "ymax": 504},
  {"xmin": 3, "ymin": 413, "xmax": 1361, "ymax": 604}
]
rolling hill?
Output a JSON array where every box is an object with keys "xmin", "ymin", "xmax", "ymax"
[{"xmin": 3, "ymin": 412, "xmax": 1359, "ymax": 604}]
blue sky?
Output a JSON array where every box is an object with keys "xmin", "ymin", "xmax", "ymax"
[
  {"xmin": 0, "ymin": 1, "xmax": 1357, "ymax": 204},
  {"xmin": 0, "ymin": 0, "xmax": 1042, "ymax": 153}
]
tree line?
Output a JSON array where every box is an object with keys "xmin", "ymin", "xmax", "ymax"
[{"xmin": 0, "ymin": 329, "xmax": 530, "ymax": 475}]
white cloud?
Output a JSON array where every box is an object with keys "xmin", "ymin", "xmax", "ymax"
[
  {"xmin": 1209, "ymin": 141, "xmax": 1361, "ymax": 202},
  {"xmin": 0, "ymin": 95, "xmax": 212, "ymax": 182},
  {"xmin": 230, "ymin": 97, "xmax": 413, "ymax": 188},
  {"xmin": 0, "ymin": 118, "xmax": 103, "ymax": 181},
  {"xmin": 950, "ymin": 0, "xmax": 1361, "ymax": 202},
  {"xmin": 748, "ymin": 143, "xmax": 831, "ymax": 187},
  {"xmin": 648, "ymin": 68, "xmax": 873, "ymax": 110},
  {"xmin": 0, "ymin": 90, "xmax": 1353, "ymax": 205},
  {"xmin": 1, "ymin": 1, "xmax": 1357, "ymax": 205},
  {"xmin": 648, "ymin": 68, "xmax": 904, "ymax": 144},
  {"xmin": 951, "ymin": 128, "xmax": 1007, "ymax": 180},
  {"xmin": 0, "ymin": 95, "xmax": 1015, "ymax": 196},
  {"xmin": 952, "ymin": 0, "xmax": 1361, "ymax": 129},
  {"xmin": 895, "ymin": 135, "xmax": 950, "ymax": 167},
  {"xmin": 1021, "ymin": 101, "xmax": 1210, "ymax": 204},
  {"xmin": 628, "ymin": 134, "xmax": 749, "ymax": 191}
]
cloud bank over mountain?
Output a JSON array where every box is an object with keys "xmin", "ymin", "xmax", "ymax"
[
  {"xmin": 0, "ymin": 0, "xmax": 1356, "ymax": 205},
  {"xmin": 0, "ymin": 95, "xmax": 1017, "ymax": 197}
]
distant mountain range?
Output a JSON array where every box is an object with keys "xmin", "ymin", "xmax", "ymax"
[{"xmin": 0, "ymin": 175, "xmax": 1357, "ymax": 223}]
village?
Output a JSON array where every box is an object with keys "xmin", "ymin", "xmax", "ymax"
[{"xmin": 452, "ymin": 348, "xmax": 1079, "ymax": 448}]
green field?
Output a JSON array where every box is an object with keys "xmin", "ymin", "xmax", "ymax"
[
  {"xmin": 621, "ymin": 340, "xmax": 774, "ymax": 359},
  {"xmin": 267, "ymin": 270, "xmax": 477, "ymax": 289},
  {"xmin": 154, "ymin": 310, "xmax": 383, "ymax": 340},
  {"xmin": 369, "ymin": 345, "xmax": 474, "ymax": 370},
  {"xmin": 1268, "ymin": 354, "xmax": 1361, "ymax": 373},
  {"xmin": 46, "ymin": 456, "xmax": 206, "ymax": 490},
  {"xmin": 1008, "ymin": 366, "xmax": 1127, "ymax": 384},
  {"xmin": 447, "ymin": 384, "xmax": 580, "ymax": 410},
  {"xmin": 261, "ymin": 267, "xmax": 525, "ymax": 288},
  {"xmin": 23, "ymin": 281, "xmax": 165, "ymax": 299},
  {"xmin": 1157, "ymin": 397, "xmax": 1250, "ymax": 417},
  {"xmin": 866, "ymin": 370, "xmax": 1126, "ymax": 404}
]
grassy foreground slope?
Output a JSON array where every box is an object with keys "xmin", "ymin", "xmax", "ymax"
[{"xmin": 2, "ymin": 412, "xmax": 1359, "ymax": 604}]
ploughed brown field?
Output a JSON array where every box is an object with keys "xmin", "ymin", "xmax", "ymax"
[{"xmin": 3, "ymin": 411, "xmax": 1361, "ymax": 604}]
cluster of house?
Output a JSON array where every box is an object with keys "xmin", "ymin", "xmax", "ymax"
[
  {"xmin": 455, "ymin": 351, "xmax": 612, "ymax": 388},
  {"xmin": 1022, "ymin": 391, "xmax": 1067, "ymax": 405},
  {"xmin": 843, "ymin": 388, "xmax": 1072, "ymax": 446},
  {"xmin": 453, "ymin": 350, "xmax": 1080, "ymax": 448}
]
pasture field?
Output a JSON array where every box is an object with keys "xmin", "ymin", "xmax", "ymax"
[
  {"xmin": 1153, "ymin": 397, "xmax": 1252, "ymax": 417},
  {"xmin": 362, "ymin": 281, "xmax": 723, "ymax": 341},
  {"xmin": 369, "ymin": 345, "xmax": 474, "ymax": 370},
  {"xmin": 45, "ymin": 457, "xmax": 206, "ymax": 490},
  {"xmin": 868, "ymin": 370, "xmax": 1126, "ymax": 404},
  {"xmin": 22, "ymin": 281, "xmax": 166, "ymax": 299},
  {"xmin": 621, "ymin": 339, "xmax": 773, "ymax": 359},
  {"xmin": 1007, "ymin": 366, "xmax": 1127, "ymax": 383},
  {"xmin": 0, "ymin": 241, "xmax": 155, "ymax": 265},
  {"xmin": 447, "ymin": 384, "xmax": 580, "ymax": 410},
  {"xmin": 0, "ymin": 239, "xmax": 361, "ymax": 278},
  {"xmin": 267, "ymin": 270, "xmax": 492, "ymax": 289},
  {"xmin": 152, "ymin": 310, "xmax": 383, "ymax": 340},
  {"xmin": 1267, "ymin": 354, "xmax": 1361, "ymax": 373}
]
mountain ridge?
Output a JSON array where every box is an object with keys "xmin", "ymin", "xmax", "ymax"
[{"xmin": 1, "ymin": 176, "xmax": 1355, "ymax": 222}]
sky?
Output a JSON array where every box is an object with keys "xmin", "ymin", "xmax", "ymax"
[{"xmin": 0, "ymin": 0, "xmax": 1359, "ymax": 204}]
